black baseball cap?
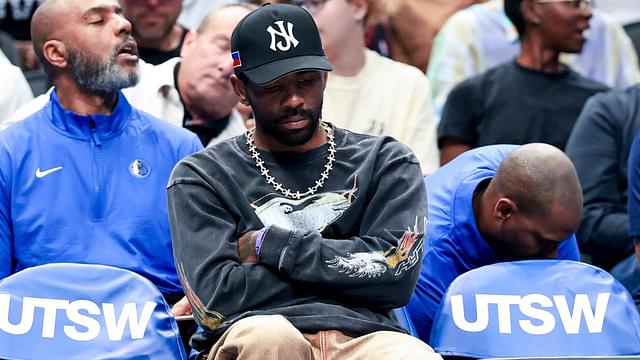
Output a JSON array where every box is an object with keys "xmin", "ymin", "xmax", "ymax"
[{"xmin": 230, "ymin": 3, "xmax": 333, "ymax": 85}]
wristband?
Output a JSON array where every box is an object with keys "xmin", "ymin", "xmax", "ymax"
[{"xmin": 255, "ymin": 227, "xmax": 268, "ymax": 256}]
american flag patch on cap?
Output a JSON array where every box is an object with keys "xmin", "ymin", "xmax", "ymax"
[{"xmin": 231, "ymin": 51, "xmax": 241, "ymax": 68}]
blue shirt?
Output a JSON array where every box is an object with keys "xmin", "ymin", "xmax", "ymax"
[
  {"xmin": 406, "ymin": 145, "xmax": 580, "ymax": 342},
  {"xmin": 0, "ymin": 90, "xmax": 202, "ymax": 296}
]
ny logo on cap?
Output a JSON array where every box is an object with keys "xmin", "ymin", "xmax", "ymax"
[{"xmin": 267, "ymin": 20, "xmax": 299, "ymax": 52}]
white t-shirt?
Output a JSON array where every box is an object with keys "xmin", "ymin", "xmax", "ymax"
[
  {"xmin": 0, "ymin": 52, "xmax": 33, "ymax": 125},
  {"xmin": 124, "ymin": 57, "xmax": 184, "ymax": 127},
  {"xmin": 322, "ymin": 49, "xmax": 439, "ymax": 174}
]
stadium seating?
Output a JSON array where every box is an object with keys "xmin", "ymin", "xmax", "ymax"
[
  {"xmin": 430, "ymin": 260, "xmax": 640, "ymax": 358},
  {"xmin": 0, "ymin": 263, "xmax": 187, "ymax": 359},
  {"xmin": 394, "ymin": 306, "xmax": 419, "ymax": 337}
]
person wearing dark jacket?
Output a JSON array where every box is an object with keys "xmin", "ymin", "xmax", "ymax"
[
  {"xmin": 566, "ymin": 85, "xmax": 640, "ymax": 312},
  {"xmin": 566, "ymin": 85, "xmax": 640, "ymax": 270},
  {"xmin": 167, "ymin": 4, "xmax": 438, "ymax": 359},
  {"xmin": 626, "ymin": 129, "xmax": 640, "ymax": 311}
]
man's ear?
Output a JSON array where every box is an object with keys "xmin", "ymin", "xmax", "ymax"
[
  {"xmin": 230, "ymin": 74, "xmax": 249, "ymax": 106},
  {"xmin": 494, "ymin": 197, "xmax": 517, "ymax": 223},
  {"xmin": 180, "ymin": 30, "xmax": 198, "ymax": 57},
  {"xmin": 42, "ymin": 40, "xmax": 67, "ymax": 69},
  {"xmin": 521, "ymin": 0, "xmax": 542, "ymax": 27}
]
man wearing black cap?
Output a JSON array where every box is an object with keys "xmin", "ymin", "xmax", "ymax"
[{"xmin": 167, "ymin": 3, "xmax": 439, "ymax": 359}]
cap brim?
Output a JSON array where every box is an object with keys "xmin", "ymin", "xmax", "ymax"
[{"xmin": 242, "ymin": 55, "xmax": 333, "ymax": 85}]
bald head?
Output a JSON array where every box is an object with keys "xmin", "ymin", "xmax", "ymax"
[
  {"xmin": 195, "ymin": 3, "xmax": 256, "ymax": 34},
  {"xmin": 31, "ymin": 0, "xmax": 70, "ymax": 66},
  {"xmin": 493, "ymin": 143, "xmax": 582, "ymax": 218},
  {"xmin": 32, "ymin": 0, "xmax": 138, "ymax": 94},
  {"xmin": 177, "ymin": 3, "xmax": 255, "ymax": 121}
]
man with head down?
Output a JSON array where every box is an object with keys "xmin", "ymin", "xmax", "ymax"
[
  {"xmin": 406, "ymin": 143, "xmax": 583, "ymax": 343},
  {"xmin": 167, "ymin": 4, "xmax": 439, "ymax": 359},
  {"xmin": 0, "ymin": 0, "xmax": 202, "ymax": 306}
]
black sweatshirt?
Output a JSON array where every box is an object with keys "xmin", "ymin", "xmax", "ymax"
[{"xmin": 167, "ymin": 126, "xmax": 427, "ymax": 351}]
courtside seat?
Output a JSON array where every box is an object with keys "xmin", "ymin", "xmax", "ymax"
[
  {"xmin": 0, "ymin": 263, "xmax": 186, "ymax": 359},
  {"xmin": 430, "ymin": 260, "xmax": 640, "ymax": 359},
  {"xmin": 394, "ymin": 306, "xmax": 419, "ymax": 337}
]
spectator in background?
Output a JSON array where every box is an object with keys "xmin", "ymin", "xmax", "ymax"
[
  {"xmin": 627, "ymin": 131, "xmax": 640, "ymax": 311},
  {"xmin": 0, "ymin": 30, "xmax": 22, "ymax": 65},
  {"xmin": 429, "ymin": 0, "xmax": 639, "ymax": 123},
  {"xmin": 438, "ymin": 0, "xmax": 608, "ymax": 164},
  {"xmin": 407, "ymin": 144, "xmax": 582, "ymax": 342},
  {"xmin": 0, "ymin": 0, "xmax": 201, "ymax": 309},
  {"xmin": 0, "ymin": 0, "xmax": 43, "ymax": 70},
  {"xmin": 304, "ymin": 0, "xmax": 439, "ymax": 174},
  {"xmin": 177, "ymin": 0, "xmax": 240, "ymax": 29},
  {"xmin": 4, "ymin": 4, "xmax": 252, "ymax": 147},
  {"xmin": 566, "ymin": 85, "xmax": 640, "ymax": 279},
  {"xmin": 127, "ymin": 3, "xmax": 254, "ymax": 146},
  {"xmin": 0, "ymin": 49, "xmax": 33, "ymax": 124},
  {"xmin": 384, "ymin": 0, "xmax": 479, "ymax": 71},
  {"xmin": 120, "ymin": 0, "xmax": 187, "ymax": 65}
]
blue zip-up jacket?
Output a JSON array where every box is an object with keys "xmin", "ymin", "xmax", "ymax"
[
  {"xmin": 0, "ymin": 90, "xmax": 202, "ymax": 297},
  {"xmin": 406, "ymin": 145, "xmax": 580, "ymax": 343}
]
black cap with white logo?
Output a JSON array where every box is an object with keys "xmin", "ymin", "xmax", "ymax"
[{"xmin": 230, "ymin": 3, "xmax": 333, "ymax": 85}]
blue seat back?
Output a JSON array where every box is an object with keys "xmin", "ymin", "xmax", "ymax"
[
  {"xmin": 0, "ymin": 263, "xmax": 187, "ymax": 359},
  {"xmin": 393, "ymin": 307, "xmax": 418, "ymax": 337},
  {"xmin": 431, "ymin": 260, "xmax": 640, "ymax": 358}
]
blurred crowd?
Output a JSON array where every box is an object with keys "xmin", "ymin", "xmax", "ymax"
[{"xmin": 2, "ymin": 0, "xmax": 640, "ymax": 357}]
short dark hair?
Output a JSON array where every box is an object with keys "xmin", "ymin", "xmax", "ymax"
[{"xmin": 504, "ymin": 0, "xmax": 526, "ymax": 37}]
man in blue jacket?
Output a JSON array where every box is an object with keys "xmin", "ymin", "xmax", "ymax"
[
  {"xmin": 0, "ymin": 0, "xmax": 202, "ymax": 306},
  {"xmin": 406, "ymin": 143, "xmax": 583, "ymax": 342}
]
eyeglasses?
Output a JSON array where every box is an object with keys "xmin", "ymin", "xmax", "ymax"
[{"xmin": 535, "ymin": 0, "xmax": 593, "ymax": 9}]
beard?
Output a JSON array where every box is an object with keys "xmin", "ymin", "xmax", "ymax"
[
  {"xmin": 66, "ymin": 45, "xmax": 139, "ymax": 93},
  {"xmin": 251, "ymin": 99, "xmax": 323, "ymax": 147}
]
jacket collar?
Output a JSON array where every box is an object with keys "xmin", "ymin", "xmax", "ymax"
[
  {"xmin": 48, "ymin": 89, "xmax": 132, "ymax": 141},
  {"xmin": 452, "ymin": 171, "xmax": 499, "ymax": 267}
]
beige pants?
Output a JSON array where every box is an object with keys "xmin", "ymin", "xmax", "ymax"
[{"xmin": 206, "ymin": 315, "xmax": 442, "ymax": 360}]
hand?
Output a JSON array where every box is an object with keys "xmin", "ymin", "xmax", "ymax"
[
  {"xmin": 238, "ymin": 230, "xmax": 258, "ymax": 264},
  {"xmin": 171, "ymin": 296, "xmax": 192, "ymax": 316}
]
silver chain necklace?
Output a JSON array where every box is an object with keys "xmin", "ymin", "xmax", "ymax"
[{"xmin": 246, "ymin": 122, "xmax": 336, "ymax": 200}]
